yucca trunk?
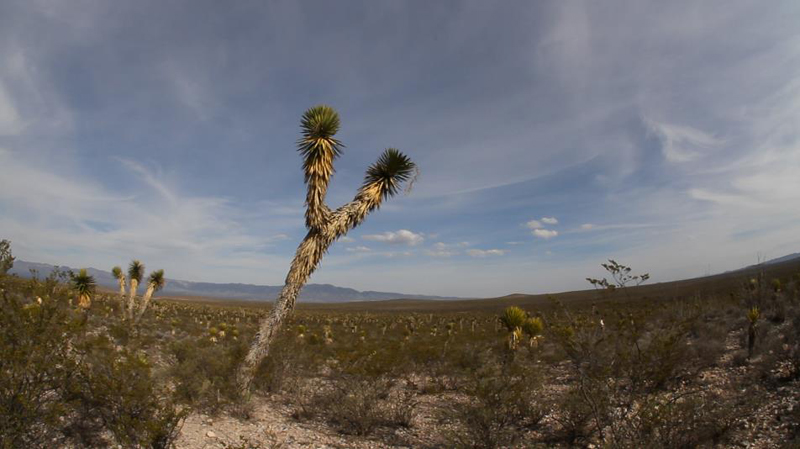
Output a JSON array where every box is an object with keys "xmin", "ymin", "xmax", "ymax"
[
  {"xmin": 117, "ymin": 276, "xmax": 127, "ymax": 317},
  {"xmin": 237, "ymin": 188, "xmax": 381, "ymax": 392},
  {"xmin": 127, "ymin": 278, "xmax": 139, "ymax": 320},
  {"xmin": 77, "ymin": 293, "xmax": 91, "ymax": 309},
  {"xmin": 135, "ymin": 284, "xmax": 156, "ymax": 323}
]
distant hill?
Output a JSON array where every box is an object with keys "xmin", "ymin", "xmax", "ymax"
[
  {"xmin": 763, "ymin": 253, "xmax": 800, "ymax": 265},
  {"xmin": 7, "ymin": 260, "xmax": 462, "ymax": 303},
  {"xmin": 731, "ymin": 253, "xmax": 800, "ymax": 272}
]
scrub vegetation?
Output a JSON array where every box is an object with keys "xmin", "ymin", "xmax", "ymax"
[{"xmin": 2, "ymin": 237, "xmax": 799, "ymax": 448}]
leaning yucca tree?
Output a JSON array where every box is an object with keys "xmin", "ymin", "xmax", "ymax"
[
  {"xmin": 237, "ymin": 105, "xmax": 417, "ymax": 392},
  {"xmin": 127, "ymin": 260, "xmax": 145, "ymax": 320},
  {"xmin": 135, "ymin": 269, "xmax": 166, "ymax": 323},
  {"xmin": 72, "ymin": 268, "xmax": 96, "ymax": 309}
]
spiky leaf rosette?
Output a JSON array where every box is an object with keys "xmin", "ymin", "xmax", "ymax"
[
  {"xmin": 747, "ymin": 306, "xmax": 760, "ymax": 324},
  {"xmin": 111, "ymin": 266, "xmax": 123, "ymax": 280},
  {"xmin": 73, "ymin": 268, "xmax": 96, "ymax": 295},
  {"xmin": 299, "ymin": 105, "xmax": 342, "ymax": 162},
  {"xmin": 363, "ymin": 148, "xmax": 417, "ymax": 200},
  {"xmin": 128, "ymin": 260, "xmax": 145, "ymax": 283},
  {"xmin": 500, "ymin": 306, "xmax": 527, "ymax": 332},
  {"xmin": 148, "ymin": 269, "xmax": 166, "ymax": 292},
  {"xmin": 522, "ymin": 317, "xmax": 544, "ymax": 337}
]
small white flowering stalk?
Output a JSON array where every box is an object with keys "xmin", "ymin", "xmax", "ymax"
[{"xmin": 323, "ymin": 325, "xmax": 334, "ymax": 344}]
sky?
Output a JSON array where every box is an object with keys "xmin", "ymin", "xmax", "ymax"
[{"xmin": 1, "ymin": 1, "xmax": 799, "ymax": 298}]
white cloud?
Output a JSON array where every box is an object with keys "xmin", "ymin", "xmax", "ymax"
[
  {"xmin": 541, "ymin": 217, "xmax": 558, "ymax": 225},
  {"xmin": 467, "ymin": 249, "xmax": 506, "ymax": 257},
  {"xmin": 526, "ymin": 219, "xmax": 543, "ymax": 230},
  {"xmin": 580, "ymin": 223, "xmax": 594, "ymax": 230},
  {"xmin": 339, "ymin": 236, "xmax": 355, "ymax": 243},
  {"xmin": 426, "ymin": 242, "xmax": 459, "ymax": 257},
  {"xmin": 363, "ymin": 229, "xmax": 424, "ymax": 246},
  {"xmin": 532, "ymin": 229, "xmax": 558, "ymax": 239},
  {"xmin": 346, "ymin": 246, "xmax": 372, "ymax": 253}
]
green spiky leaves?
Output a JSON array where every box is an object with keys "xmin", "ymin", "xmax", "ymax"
[
  {"xmin": 148, "ymin": 269, "xmax": 166, "ymax": 291},
  {"xmin": 364, "ymin": 148, "xmax": 417, "ymax": 200},
  {"xmin": 128, "ymin": 260, "xmax": 145, "ymax": 283},
  {"xmin": 500, "ymin": 306, "xmax": 528, "ymax": 332},
  {"xmin": 300, "ymin": 105, "xmax": 341, "ymax": 142},
  {"xmin": 298, "ymin": 105, "xmax": 343, "ymax": 177},
  {"xmin": 72, "ymin": 269, "xmax": 96, "ymax": 295},
  {"xmin": 522, "ymin": 317, "xmax": 544, "ymax": 337},
  {"xmin": 112, "ymin": 266, "xmax": 123, "ymax": 280}
]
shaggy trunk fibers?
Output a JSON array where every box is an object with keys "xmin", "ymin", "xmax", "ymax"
[
  {"xmin": 136, "ymin": 284, "xmax": 156, "ymax": 323},
  {"xmin": 127, "ymin": 278, "xmax": 138, "ymax": 320}
]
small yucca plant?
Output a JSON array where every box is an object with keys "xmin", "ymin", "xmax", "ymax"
[
  {"xmin": 72, "ymin": 268, "xmax": 96, "ymax": 309},
  {"xmin": 522, "ymin": 316, "xmax": 545, "ymax": 348},
  {"xmin": 500, "ymin": 306, "xmax": 527, "ymax": 332},
  {"xmin": 126, "ymin": 260, "xmax": 145, "ymax": 320},
  {"xmin": 771, "ymin": 278, "xmax": 782, "ymax": 293},
  {"xmin": 500, "ymin": 306, "xmax": 529, "ymax": 351},
  {"xmin": 747, "ymin": 306, "xmax": 760, "ymax": 358}
]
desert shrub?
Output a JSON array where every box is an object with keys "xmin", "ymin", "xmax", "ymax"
[
  {"xmin": 749, "ymin": 305, "xmax": 800, "ymax": 384},
  {"xmin": 0, "ymin": 239, "xmax": 14, "ymax": 275},
  {"xmin": 0, "ymin": 275, "xmax": 185, "ymax": 448},
  {"xmin": 315, "ymin": 375, "xmax": 401, "ymax": 435},
  {"xmin": 252, "ymin": 336, "xmax": 300, "ymax": 394},
  {"xmin": 551, "ymin": 385, "xmax": 598, "ymax": 445},
  {"xmin": 612, "ymin": 390, "xmax": 757, "ymax": 449},
  {"xmin": 444, "ymin": 364, "xmax": 545, "ymax": 448},
  {"xmin": 168, "ymin": 336, "xmax": 247, "ymax": 412},
  {"xmin": 65, "ymin": 336, "xmax": 186, "ymax": 448},
  {"xmin": 0, "ymin": 278, "xmax": 81, "ymax": 448},
  {"xmin": 290, "ymin": 372, "xmax": 417, "ymax": 436}
]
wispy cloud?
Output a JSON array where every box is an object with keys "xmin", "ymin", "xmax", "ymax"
[
  {"xmin": 645, "ymin": 118, "xmax": 724, "ymax": 163},
  {"xmin": 363, "ymin": 230, "xmax": 424, "ymax": 246},
  {"xmin": 346, "ymin": 246, "xmax": 372, "ymax": 253},
  {"xmin": 467, "ymin": 249, "xmax": 506, "ymax": 257},
  {"xmin": 426, "ymin": 242, "xmax": 459, "ymax": 258},
  {"xmin": 0, "ymin": 150, "xmax": 295, "ymax": 282}
]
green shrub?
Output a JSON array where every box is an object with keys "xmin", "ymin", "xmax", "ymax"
[
  {"xmin": 168, "ymin": 337, "xmax": 247, "ymax": 412},
  {"xmin": 0, "ymin": 276, "xmax": 185, "ymax": 448},
  {"xmin": 444, "ymin": 364, "xmax": 545, "ymax": 448}
]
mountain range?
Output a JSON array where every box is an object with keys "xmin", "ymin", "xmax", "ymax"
[{"xmin": 7, "ymin": 260, "xmax": 463, "ymax": 303}]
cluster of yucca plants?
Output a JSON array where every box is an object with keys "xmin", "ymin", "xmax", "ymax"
[
  {"xmin": 111, "ymin": 260, "xmax": 166, "ymax": 323},
  {"xmin": 500, "ymin": 306, "xmax": 544, "ymax": 351}
]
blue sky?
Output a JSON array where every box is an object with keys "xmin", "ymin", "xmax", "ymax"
[{"xmin": 1, "ymin": 1, "xmax": 799, "ymax": 297}]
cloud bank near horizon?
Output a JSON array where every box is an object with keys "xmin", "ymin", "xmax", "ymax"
[{"xmin": 1, "ymin": 1, "xmax": 799, "ymax": 297}]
